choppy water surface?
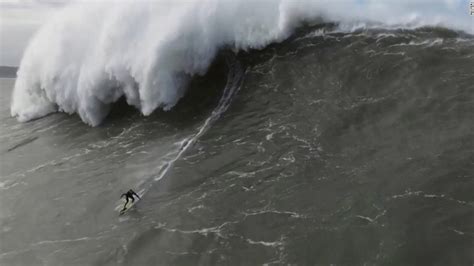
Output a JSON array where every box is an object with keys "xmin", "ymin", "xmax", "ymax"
[{"xmin": 1, "ymin": 26, "xmax": 474, "ymax": 265}]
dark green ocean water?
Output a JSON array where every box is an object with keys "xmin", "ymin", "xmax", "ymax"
[{"xmin": 1, "ymin": 26, "xmax": 473, "ymax": 265}]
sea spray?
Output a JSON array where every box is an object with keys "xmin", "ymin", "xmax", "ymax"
[{"xmin": 11, "ymin": 0, "xmax": 472, "ymax": 126}]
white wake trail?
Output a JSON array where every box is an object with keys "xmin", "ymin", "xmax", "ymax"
[{"xmin": 115, "ymin": 57, "xmax": 243, "ymax": 210}]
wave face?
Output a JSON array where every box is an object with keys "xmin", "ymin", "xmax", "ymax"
[
  {"xmin": 1, "ymin": 16, "xmax": 474, "ymax": 266},
  {"xmin": 10, "ymin": 0, "xmax": 472, "ymax": 126}
]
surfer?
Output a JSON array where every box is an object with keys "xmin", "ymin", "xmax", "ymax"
[{"xmin": 120, "ymin": 189, "xmax": 140, "ymax": 212}]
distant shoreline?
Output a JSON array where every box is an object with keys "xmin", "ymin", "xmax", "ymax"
[{"xmin": 0, "ymin": 66, "xmax": 18, "ymax": 78}]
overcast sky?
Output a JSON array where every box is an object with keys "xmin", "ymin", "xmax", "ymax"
[{"xmin": 0, "ymin": 0, "xmax": 67, "ymax": 66}]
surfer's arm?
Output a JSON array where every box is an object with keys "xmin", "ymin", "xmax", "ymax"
[
  {"xmin": 120, "ymin": 193, "xmax": 126, "ymax": 198},
  {"xmin": 132, "ymin": 191, "xmax": 140, "ymax": 198}
]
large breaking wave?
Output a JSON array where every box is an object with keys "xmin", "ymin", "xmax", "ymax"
[{"xmin": 10, "ymin": 0, "xmax": 473, "ymax": 126}]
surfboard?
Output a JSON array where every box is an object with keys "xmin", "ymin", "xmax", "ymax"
[{"xmin": 119, "ymin": 198, "xmax": 140, "ymax": 215}]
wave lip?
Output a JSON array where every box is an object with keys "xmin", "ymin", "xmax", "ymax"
[{"xmin": 10, "ymin": 0, "xmax": 472, "ymax": 126}]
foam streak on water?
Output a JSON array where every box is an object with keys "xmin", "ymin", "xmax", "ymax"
[{"xmin": 132, "ymin": 57, "xmax": 243, "ymax": 201}]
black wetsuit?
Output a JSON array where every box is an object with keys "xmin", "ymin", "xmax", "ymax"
[{"xmin": 120, "ymin": 189, "xmax": 140, "ymax": 211}]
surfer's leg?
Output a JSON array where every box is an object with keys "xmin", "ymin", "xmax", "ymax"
[{"xmin": 121, "ymin": 197, "xmax": 129, "ymax": 211}]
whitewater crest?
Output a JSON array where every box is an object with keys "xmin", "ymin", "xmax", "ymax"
[{"xmin": 10, "ymin": 0, "xmax": 472, "ymax": 126}]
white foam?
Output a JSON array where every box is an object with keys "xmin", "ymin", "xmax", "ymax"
[{"xmin": 11, "ymin": 0, "xmax": 472, "ymax": 125}]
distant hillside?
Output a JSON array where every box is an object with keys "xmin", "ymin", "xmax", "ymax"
[{"xmin": 0, "ymin": 66, "xmax": 18, "ymax": 78}]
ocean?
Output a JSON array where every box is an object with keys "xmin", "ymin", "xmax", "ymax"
[{"xmin": 1, "ymin": 2, "xmax": 474, "ymax": 265}]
